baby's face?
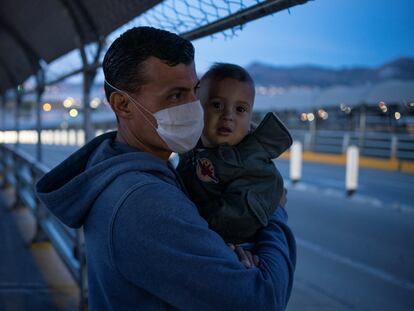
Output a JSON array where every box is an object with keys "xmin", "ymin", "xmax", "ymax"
[{"xmin": 198, "ymin": 77, "xmax": 254, "ymax": 147}]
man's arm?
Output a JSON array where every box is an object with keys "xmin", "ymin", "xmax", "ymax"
[{"xmin": 110, "ymin": 182, "xmax": 296, "ymax": 311}]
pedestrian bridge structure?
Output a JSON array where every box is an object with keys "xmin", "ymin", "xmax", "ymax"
[{"xmin": 1, "ymin": 1, "xmax": 414, "ymax": 310}]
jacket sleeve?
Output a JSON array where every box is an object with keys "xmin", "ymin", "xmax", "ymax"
[{"xmin": 110, "ymin": 181, "xmax": 296, "ymax": 311}]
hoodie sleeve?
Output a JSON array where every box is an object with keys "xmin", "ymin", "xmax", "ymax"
[{"xmin": 110, "ymin": 181, "xmax": 296, "ymax": 311}]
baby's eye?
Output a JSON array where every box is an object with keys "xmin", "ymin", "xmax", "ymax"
[
  {"xmin": 236, "ymin": 106, "xmax": 247, "ymax": 113},
  {"xmin": 210, "ymin": 101, "xmax": 223, "ymax": 110}
]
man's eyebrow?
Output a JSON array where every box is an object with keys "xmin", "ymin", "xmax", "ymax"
[{"xmin": 164, "ymin": 80, "xmax": 200, "ymax": 93}]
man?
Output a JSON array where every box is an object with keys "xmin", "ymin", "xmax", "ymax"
[{"xmin": 36, "ymin": 27, "xmax": 296, "ymax": 311}]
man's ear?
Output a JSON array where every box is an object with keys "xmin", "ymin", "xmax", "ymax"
[{"xmin": 109, "ymin": 92, "xmax": 133, "ymax": 120}]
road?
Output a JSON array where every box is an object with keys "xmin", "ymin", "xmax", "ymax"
[{"xmin": 10, "ymin": 144, "xmax": 414, "ymax": 310}]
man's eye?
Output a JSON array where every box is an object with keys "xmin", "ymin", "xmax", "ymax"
[{"xmin": 169, "ymin": 92, "xmax": 182, "ymax": 101}]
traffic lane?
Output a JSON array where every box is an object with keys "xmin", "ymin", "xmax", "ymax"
[
  {"xmin": 286, "ymin": 187, "xmax": 414, "ymax": 310},
  {"xmin": 274, "ymin": 159, "xmax": 414, "ymax": 208},
  {"xmin": 287, "ymin": 186, "xmax": 414, "ymax": 284},
  {"xmin": 293, "ymin": 243, "xmax": 414, "ymax": 311}
]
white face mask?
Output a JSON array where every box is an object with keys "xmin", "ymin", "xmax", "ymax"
[{"xmin": 105, "ymin": 80, "xmax": 204, "ymax": 153}]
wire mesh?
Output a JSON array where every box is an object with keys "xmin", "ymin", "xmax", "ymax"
[{"xmin": 112, "ymin": 0, "xmax": 265, "ymax": 42}]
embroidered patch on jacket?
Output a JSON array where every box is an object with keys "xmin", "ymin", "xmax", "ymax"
[{"xmin": 196, "ymin": 158, "xmax": 219, "ymax": 183}]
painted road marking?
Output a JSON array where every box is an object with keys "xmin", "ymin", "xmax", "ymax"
[{"xmin": 296, "ymin": 237, "xmax": 414, "ymax": 292}]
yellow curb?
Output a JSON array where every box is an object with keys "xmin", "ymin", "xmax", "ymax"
[
  {"xmin": 401, "ymin": 161, "xmax": 414, "ymax": 173},
  {"xmin": 31, "ymin": 241, "xmax": 53, "ymax": 250},
  {"xmin": 280, "ymin": 151, "xmax": 414, "ymax": 173},
  {"xmin": 358, "ymin": 157, "xmax": 399, "ymax": 171}
]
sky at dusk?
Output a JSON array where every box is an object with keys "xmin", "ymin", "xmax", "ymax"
[
  {"xmin": 192, "ymin": 0, "xmax": 414, "ymax": 72},
  {"xmin": 45, "ymin": 0, "xmax": 414, "ymax": 83}
]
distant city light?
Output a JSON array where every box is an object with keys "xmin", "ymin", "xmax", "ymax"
[
  {"xmin": 378, "ymin": 101, "xmax": 387, "ymax": 113},
  {"xmin": 340, "ymin": 103, "xmax": 352, "ymax": 114},
  {"xmin": 42, "ymin": 103, "xmax": 52, "ymax": 112},
  {"xmin": 69, "ymin": 108, "xmax": 78, "ymax": 117},
  {"xmin": 318, "ymin": 109, "xmax": 328, "ymax": 120},
  {"xmin": 90, "ymin": 97, "xmax": 101, "ymax": 109},
  {"xmin": 300, "ymin": 113, "xmax": 308, "ymax": 122},
  {"xmin": 63, "ymin": 97, "xmax": 75, "ymax": 108},
  {"xmin": 395, "ymin": 112, "xmax": 401, "ymax": 120},
  {"xmin": 307, "ymin": 113, "xmax": 315, "ymax": 122}
]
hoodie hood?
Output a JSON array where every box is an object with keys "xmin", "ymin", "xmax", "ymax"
[{"xmin": 36, "ymin": 131, "xmax": 176, "ymax": 228}]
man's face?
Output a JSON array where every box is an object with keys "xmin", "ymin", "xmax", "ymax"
[
  {"xmin": 126, "ymin": 57, "xmax": 199, "ymax": 153},
  {"xmin": 198, "ymin": 77, "xmax": 254, "ymax": 147}
]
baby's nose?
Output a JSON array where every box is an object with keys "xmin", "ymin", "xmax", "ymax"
[{"xmin": 221, "ymin": 109, "xmax": 234, "ymax": 121}]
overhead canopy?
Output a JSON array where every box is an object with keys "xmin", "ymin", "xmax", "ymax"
[{"xmin": 0, "ymin": 0, "xmax": 162, "ymax": 93}]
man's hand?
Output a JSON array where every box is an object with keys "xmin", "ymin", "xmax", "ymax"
[
  {"xmin": 228, "ymin": 244, "xmax": 260, "ymax": 268},
  {"xmin": 279, "ymin": 187, "xmax": 288, "ymax": 208}
]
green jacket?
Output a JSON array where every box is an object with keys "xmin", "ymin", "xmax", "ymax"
[{"xmin": 176, "ymin": 112, "xmax": 292, "ymax": 244}]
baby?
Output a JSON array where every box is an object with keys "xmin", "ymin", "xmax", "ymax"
[{"xmin": 176, "ymin": 63, "xmax": 292, "ymax": 244}]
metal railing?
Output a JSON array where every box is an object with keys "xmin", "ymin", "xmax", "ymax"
[
  {"xmin": 290, "ymin": 129, "xmax": 414, "ymax": 161},
  {"xmin": 0, "ymin": 144, "xmax": 88, "ymax": 311}
]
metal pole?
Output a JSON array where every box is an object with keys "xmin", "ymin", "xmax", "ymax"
[
  {"xmin": 83, "ymin": 70, "xmax": 94, "ymax": 143},
  {"xmin": 309, "ymin": 118, "xmax": 316, "ymax": 151},
  {"xmin": 15, "ymin": 88, "xmax": 22, "ymax": 148},
  {"xmin": 0, "ymin": 94, "xmax": 5, "ymax": 131},
  {"xmin": 358, "ymin": 106, "xmax": 366, "ymax": 149},
  {"xmin": 181, "ymin": 0, "xmax": 310, "ymax": 41},
  {"xmin": 36, "ymin": 70, "xmax": 45, "ymax": 161}
]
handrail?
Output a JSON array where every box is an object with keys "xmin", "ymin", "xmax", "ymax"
[{"xmin": 0, "ymin": 144, "xmax": 88, "ymax": 311}]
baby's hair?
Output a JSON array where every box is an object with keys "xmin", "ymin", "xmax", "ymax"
[{"xmin": 201, "ymin": 62, "xmax": 255, "ymax": 90}]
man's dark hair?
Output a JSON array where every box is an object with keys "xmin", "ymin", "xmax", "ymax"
[
  {"xmin": 103, "ymin": 26, "xmax": 195, "ymax": 101},
  {"xmin": 201, "ymin": 62, "xmax": 255, "ymax": 90}
]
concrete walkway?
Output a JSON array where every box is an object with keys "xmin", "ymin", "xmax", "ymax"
[{"xmin": 0, "ymin": 190, "xmax": 59, "ymax": 311}]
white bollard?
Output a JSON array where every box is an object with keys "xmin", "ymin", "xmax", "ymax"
[
  {"xmin": 346, "ymin": 145, "xmax": 359, "ymax": 196},
  {"xmin": 290, "ymin": 141, "xmax": 303, "ymax": 184}
]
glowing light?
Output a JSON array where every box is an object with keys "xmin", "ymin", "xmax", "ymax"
[
  {"xmin": 395, "ymin": 112, "xmax": 401, "ymax": 120},
  {"xmin": 90, "ymin": 97, "xmax": 101, "ymax": 109},
  {"xmin": 63, "ymin": 97, "xmax": 74, "ymax": 108},
  {"xmin": 307, "ymin": 113, "xmax": 315, "ymax": 122},
  {"xmin": 318, "ymin": 109, "xmax": 328, "ymax": 120},
  {"xmin": 42, "ymin": 103, "xmax": 52, "ymax": 112},
  {"xmin": 69, "ymin": 108, "xmax": 78, "ymax": 118},
  {"xmin": 378, "ymin": 101, "xmax": 388, "ymax": 113},
  {"xmin": 300, "ymin": 113, "xmax": 308, "ymax": 122},
  {"xmin": 341, "ymin": 104, "xmax": 352, "ymax": 114}
]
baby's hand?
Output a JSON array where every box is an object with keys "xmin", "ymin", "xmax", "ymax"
[{"xmin": 227, "ymin": 243, "xmax": 260, "ymax": 268}]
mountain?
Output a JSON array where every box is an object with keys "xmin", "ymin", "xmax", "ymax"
[{"xmin": 246, "ymin": 57, "xmax": 414, "ymax": 88}]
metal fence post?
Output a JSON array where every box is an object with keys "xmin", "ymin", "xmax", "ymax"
[
  {"xmin": 390, "ymin": 135, "xmax": 398, "ymax": 159},
  {"xmin": 342, "ymin": 133, "xmax": 350, "ymax": 154},
  {"xmin": 36, "ymin": 70, "xmax": 45, "ymax": 162}
]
